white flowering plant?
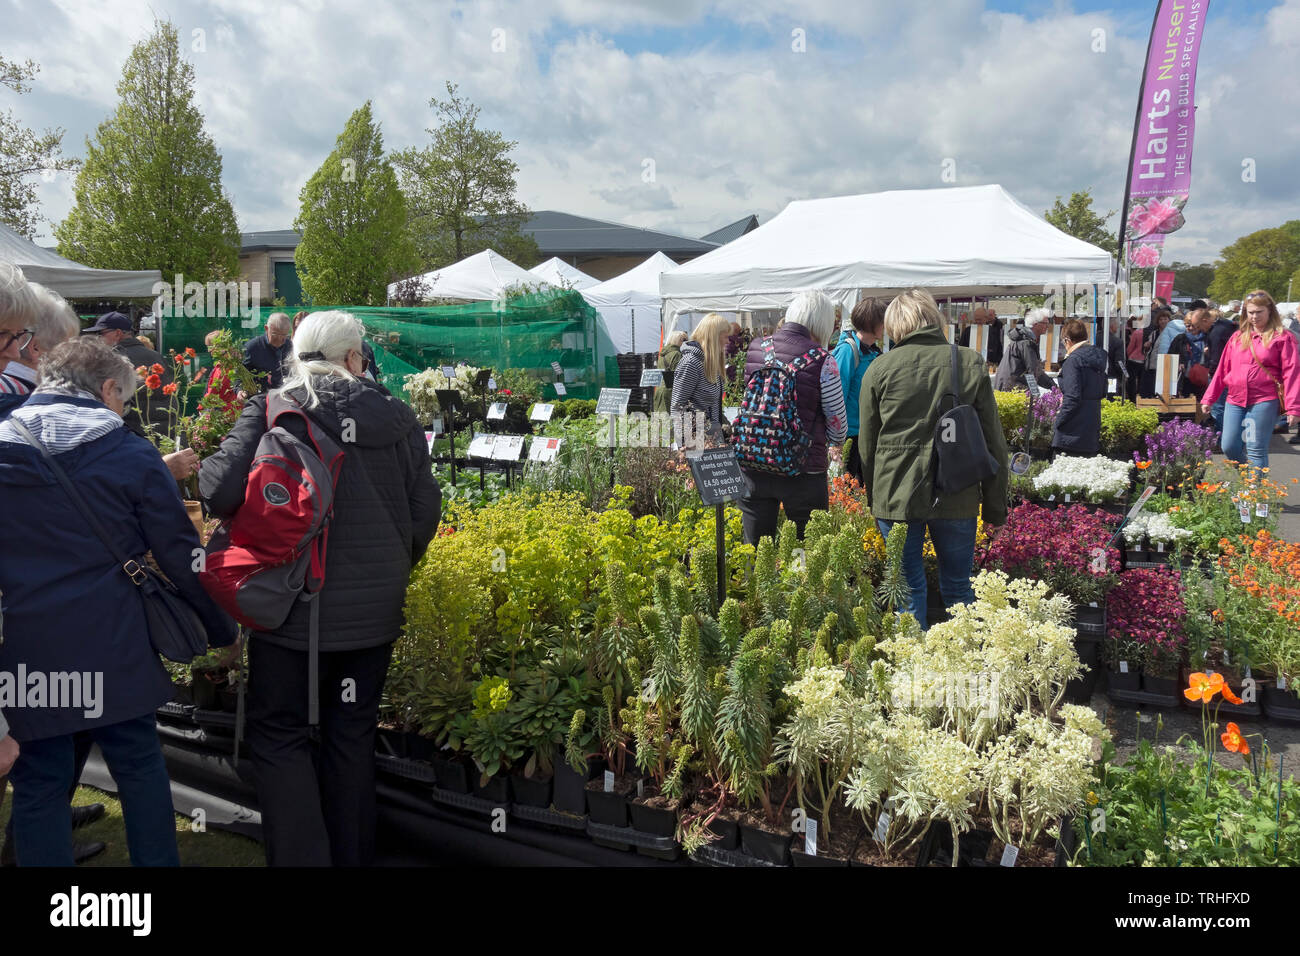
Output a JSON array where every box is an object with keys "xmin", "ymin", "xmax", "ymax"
[
  {"xmin": 1122, "ymin": 511, "xmax": 1193, "ymax": 546},
  {"xmin": 403, "ymin": 364, "xmax": 484, "ymax": 421},
  {"xmin": 1031, "ymin": 454, "xmax": 1133, "ymax": 503}
]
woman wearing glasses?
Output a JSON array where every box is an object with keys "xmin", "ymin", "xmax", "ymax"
[
  {"xmin": 0, "ymin": 263, "xmax": 39, "ymax": 419},
  {"xmin": 1202, "ymin": 289, "xmax": 1300, "ymax": 470}
]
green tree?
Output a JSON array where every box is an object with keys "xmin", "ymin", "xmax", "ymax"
[
  {"xmin": 54, "ymin": 20, "xmax": 239, "ymax": 280},
  {"xmin": 1208, "ymin": 221, "xmax": 1300, "ymax": 302},
  {"xmin": 0, "ymin": 54, "xmax": 79, "ymax": 238},
  {"xmin": 392, "ymin": 82, "xmax": 539, "ymax": 271},
  {"xmin": 1044, "ymin": 189, "xmax": 1117, "ymax": 256},
  {"xmin": 1164, "ymin": 261, "xmax": 1216, "ymax": 300},
  {"xmin": 293, "ymin": 101, "xmax": 416, "ymax": 306}
]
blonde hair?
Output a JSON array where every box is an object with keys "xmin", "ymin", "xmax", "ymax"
[
  {"xmin": 277, "ymin": 310, "xmax": 364, "ymax": 408},
  {"xmin": 783, "ymin": 290, "xmax": 837, "ymax": 347},
  {"xmin": 884, "ymin": 288, "xmax": 944, "ymax": 342},
  {"xmin": 1237, "ymin": 289, "xmax": 1284, "ymax": 349},
  {"xmin": 665, "ymin": 330, "xmax": 687, "ymax": 348},
  {"xmin": 691, "ymin": 313, "xmax": 731, "ymax": 383}
]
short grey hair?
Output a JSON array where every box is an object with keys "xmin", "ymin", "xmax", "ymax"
[
  {"xmin": 277, "ymin": 310, "xmax": 363, "ymax": 408},
  {"xmin": 1227, "ymin": 299, "xmax": 1242, "ymax": 313},
  {"xmin": 1025, "ymin": 307, "xmax": 1054, "ymax": 326},
  {"xmin": 37, "ymin": 337, "xmax": 138, "ymax": 403},
  {"xmin": 25, "ymin": 283, "xmax": 80, "ymax": 353},
  {"xmin": 883, "ymin": 288, "xmax": 944, "ymax": 342},
  {"xmin": 0, "ymin": 262, "xmax": 38, "ymax": 329},
  {"xmin": 783, "ymin": 290, "xmax": 837, "ymax": 347},
  {"xmin": 266, "ymin": 311, "xmax": 292, "ymax": 332}
]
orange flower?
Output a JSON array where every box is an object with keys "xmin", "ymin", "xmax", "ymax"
[
  {"xmin": 1184, "ymin": 671, "xmax": 1224, "ymax": 703},
  {"xmin": 162, "ymin": 382, "xmax": 179, "ymax": 396},
  {"xmin": 185, "ymin": 347, "xmax": 197, "ymax": 357},
  {"xmin": 1221, "ymin": 722, "xmax": 1249, "ymax": 754},
  {"xmin": 1221, "ymin": 682, "xmax": 1243, "ymax": 705},
  {"xmin": 149, "ymin": 363, "xmax": 165, "ymax": 376},
  {"xmin": 1136, "ymin": 461, "xmax": 1151, "ymax": 470},
  {"xmin": 135, "ymin": 365, "xmax": 147, "ymax": 376},
  {"xmin": 145, "ymin": 374, "xmax": 162, "ymax": 390}
]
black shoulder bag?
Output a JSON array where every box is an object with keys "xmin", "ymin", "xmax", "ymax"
[
  {"xmin": 932, "ymin": 342, "xmax": 1000, "ymax": 502},
  {"xmin": 11, "ymin": 418, "xmax": 209, "ymax": 663}
]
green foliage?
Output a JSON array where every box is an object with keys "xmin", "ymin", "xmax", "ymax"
[
  {"xmin": 1044, "ymin": 189, "xmax": 1117, "ymax": 256},
  {"xmin": 1208, "ymin": 220, "xmax": 1300, "ymax": 303},
  {"xmin": 0, "ymin": 54, "xmax": 79, "ymax": 238},
  {"xmin": 54, "ymin": 19, "xmax": 239, "ymax": 279},
  {"xmin": 293, "ymin": 101, "xmax": 416, "ymax": 306},
  {"xmin": 1099, "ymin": 400, "xmax": 1159, "ymax": 460},
  {"xmin": 552, "ymin": 398, "xmax": 596, "ymax": 420},
  {"xmin": 393, "ymin": 82, "xmax": 538, "ymax": 270},
  {"xmin": 993, "ymin": 389, "xmax": 1028, "ymax": 448},
  {"xmin": 1164, "ymin": 261, "xmax": 1216, "ymax": 300}
]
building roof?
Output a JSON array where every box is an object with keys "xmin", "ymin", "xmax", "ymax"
[
  {"xmin": 700, "ymin": 215, "xmax": 759, "ymax": 245},
  {"xmin": 523, "ymin": 210, "xmax": 716, "ymax": 258},
  {"xmin": 240, "ymin": 230, "xmax": 302, "ymax": 253}
]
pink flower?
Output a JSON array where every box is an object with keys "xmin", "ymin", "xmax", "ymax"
[
  {"xmin": 1129, "ymin": 242, "xmax": 1162, "ymax": 269},
  {"xmin": 1130, "ymin": 196, "xmax": 1182, "ymax": 238}
]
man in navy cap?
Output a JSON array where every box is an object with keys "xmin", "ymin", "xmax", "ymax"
[{"xmin": 82, "ymin": 311, "xmax": 179, "ymax": 446}]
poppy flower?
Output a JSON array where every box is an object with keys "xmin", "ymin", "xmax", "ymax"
[
  {"xmin": 1221, "ymin": 722, "xmax": 1249, "ymax": 754},
  {"xmin": 185, "ymin": 347, "xmax": 197, "ymax": 357},
  {"xmin": 1136, "ymin": 461, "xmax": 1151, "ymax": 470},
  {"xmin": 1221, "ymin": 682, "xmax": 1243, "ymax": 705},
  {"xmin": 162, "ymin": 382, "xmax": 179, "ymax": 396},
  {"xmin": 1184, "ymin": 671, "xmax": 1224, "ymax": 702},
  {"xmin": 145, "ymin": 374, "xmax": 162, "ymax": 390},
  {"xmin": 150, "ymin": 363, "xmax": 165, "ymax": 376}
]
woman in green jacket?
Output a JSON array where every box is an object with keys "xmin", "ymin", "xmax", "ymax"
[
  {"xmin": 653, "ymin": 331, "xmax": 687, "ymax": 413},
  {"xmin": 858, "ymin": 289, "xmax": 1009, "ymax": 628}
]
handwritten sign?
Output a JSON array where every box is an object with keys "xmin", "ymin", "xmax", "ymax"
[
  {"xmin": 528, "ymin": 437, "xmax": 563, "ymax": 462},
  {"xmin": 688, "ymin": 446, "xmax": 749, "ymax": 506},
  {"xmin": 529, "ymin": 403, "xmax": 554, "ymax": 422},
  {"xmin": 553, "ymin": 382, "xmax": 567, "ymax": 397},
  {"xmin": 551, "ymin": 361, "xmax": 564, "ymax": 377},
  {"xmin": 595, "ymin": 388, "xmax": 631, "ymax": 416},
  {"xmin": 639, "ymin": 368, "xmax": 664, "ymax": 387}
]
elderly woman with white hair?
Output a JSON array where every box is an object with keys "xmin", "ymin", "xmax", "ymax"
[
  {"xmin": 858, "ymin": 289, "xmax": 1008, "ymax": 629},
  {"xmin": 200, "ymin": 309, "xmax": 441, "ymax": 867},
  {"xmin": 0, "ymin": 263, "xmax": 40, "ymax": 418},
  {"xmin": 993, "ymin": 307, "xmax": 1055, "ymax": 392},
  {"xmin": 734, "ymin": 289, "xmax": 847, "ymax": 543}
]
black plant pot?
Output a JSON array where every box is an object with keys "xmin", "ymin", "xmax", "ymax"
[
  {"xmin": 1262, "ymin": 685, "xmax": 1300, "ymax": 724},
  {"xmin": 585, "ymin": 787, "xmax": 629, "ymax": 827},
  {"xmin": 376, "ymin": 728, "xmax": 407, "ymax": 758},
  {"xmin": 510, "ymin": 772, "xmax": 553, "ymax": 809},
  {"xmin": 916, "ymin": 826, "xmax": 994, "ymax": 867},
  {"xmin": 433, "ymin": 754, "xmax": 474, "ymax": 794},
  {"xmin": 1074, "ymin": 604, "xmax": 1107, "ymax": 639},
  {"xmin": 473, "ymin": 773, "xmax": 510, "ymax": 805},
  {"xmin": 789, "ymin": 835, "xmax": 851, "ymax": 867},
  {"xmin": 1062, "ymin": 666, "xmax": 1100, "ymax": 705},
  {"xmin": 628, "ymin": 800, "xmax": 677, "ymax": 838},
  {"xmin": 704, "ymin": 813, "xmax": 740, "ymax": 851},
  {"xmin": 408, "ymin": 733, "xmax": 436, "ymax": 762},
  {"xmin": 1141, "ymin": 672, "xmax": 1182, "ymax": 702},
  {"xmin": 740, "ymin": 821, "xmax": 792, "ymax": 866},
  {"xmin": 217, "ymin": 686, "xmax": 240, "ymax": 714},
  {"xmin": 1108, "ymin": 669, "xmax": 1141, "ymax": 693},
  {"xmin": 552, "ymin": 759, "xmax": 598, "ymax": 815},
  {"xmin": 191, "ymin": 676, "xmax": 220, "ymax": 711}
]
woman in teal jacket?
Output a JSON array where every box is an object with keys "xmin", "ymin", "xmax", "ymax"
[{"xmin": 832, "ymin": 297, "xmax": 885, "ymax": 482}]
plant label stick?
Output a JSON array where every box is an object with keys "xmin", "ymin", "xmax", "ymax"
[
  {"xmin": 1238, "ymin": 501, "xmax": 1251, "ymax": 523},
  {"xmin": 603, "ymin": 770, "xmax": 614, "ymax": 793},
  {"xmin": 874, "ymin": 812, "xmax": 891, "ymax": 843},
  {"xmin": 1000, "ymin": 844, "xmax": 1019, "ymax": 867},
  {"xmin": 1257, "ymin": 502, "xmax": 1269, "ymax": 519},
  {"xmin": 1119, "ymin": 660, "xmax": 1129, "ymax": 674},
  {"xmin": 1279, "ymin": 676, "xmax": 1288, "ymax": 691},
  {"xmin": 804, "ymin": 818, "xmax": 818, "ymax": 856}
]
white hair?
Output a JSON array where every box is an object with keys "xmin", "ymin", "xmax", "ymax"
[
  {"xmin": 1025, "ymin": 307, "xmax": 1054, "ymax": 326},
  {"xmin": 25, "ymin": 283, "xmax": 80, "ymax": 353},
  {"xmin": 783, "ymin": 290, "xmax": 837, "ymax": 347},
  {"xmin": 1227, "ymin": 300, "xmax": 1242, "ymax": 313},
  {"xmin": 0, "ymin": 262, "xmax": 38, "ymax": 329},
  {"xmin": 277, "ymin": 310, "xmax": 363, "ymax": 408},
  {"xmin": 266, "ymin": 311, "xmax": 293, "ymax": 333},
  {"xmin": 37, "ymin": 337, "xmax": 137, "ymax": 403}
]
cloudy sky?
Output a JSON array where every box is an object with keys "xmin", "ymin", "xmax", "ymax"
[{"xmin": 4, "ymin": 0, "xmax": 1297, "ymax": 264}]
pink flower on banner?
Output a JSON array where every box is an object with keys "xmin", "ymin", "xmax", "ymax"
[
  {"xmin": 1129, "ymin": 242, "xmax": 1162, "ymax": 269},
  {"xmin": 1127, "ymin": 203, "xmax": 1148, "ymax": 235},
  {"xmin": 1132, "ymin": 196, "xmax": 1183, "ymax": 237}
]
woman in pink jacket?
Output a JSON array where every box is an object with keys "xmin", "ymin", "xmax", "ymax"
[{"xmin": 1202, "ymin": 289, "xmax": 1300, "ymax": 469}]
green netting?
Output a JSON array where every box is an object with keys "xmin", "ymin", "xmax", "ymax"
[{"xmin": 151, "ymin": 290, "xmax": 601, "ymax": 399}]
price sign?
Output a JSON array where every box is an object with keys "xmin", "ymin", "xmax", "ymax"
[
  {"xmin": 491, "ymin": 435, "xmax": 525, "ymax": 461},
  {"xmin": 528, "ymin": 437, "xmax": 563, "ymax": 462},
  {"xmin": 1023, "ymin": 374, "xmax": 1042, "ymax": 400},
  {"xmin": 440, "ymin": 366, "xmax": 456, "ymax": 379},
  {"xmin": 639, "ymin": 368, "xmax": 664, "ymax": 387},
  {"xmin": 723, "ymin": 406, "xmax": 741, "ymax": 425},
  {"xmin": 553, "ymin": 382, "xmax": 568, "ymax": 397},
  {"xmin": 487, "ymin": 402, "xmax": 508, "ymax": 421},
  {"xmin": 595, "ymin": 387, "xmax": 631, "ymax": 416},
  {"xmin": 1257, "ymin": 502, "xmax": 1269, "ymax": 519},
  {"xmin": 487, "ymin": 376, "xmax": 496, "ymax": 391},
  {"xmin": 687, "ymin": 446, "xmax": 749, "ymax": 506},
  {"xmin": 551, "ymin": 361, "xmax": 564, "ymax": 377},
  {"xmin": 1118, "ymin": 660, "xmax": 1129, "ymax": 674},
  {"xmin": 466, "ymin": 434, "xmax": 497, "ymax": 459},
  {"xmin": 530, "ymin": 403, "xmax": 555, "ymax": 422}
]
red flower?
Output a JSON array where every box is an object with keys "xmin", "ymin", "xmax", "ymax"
[
  {"xmin": 501, "ymin": 389, "xmax": 513, "ymax": 396},
  {"xmin": 149, "ymin": 363, "xmax": 165, "ymax": 376},
  {"xmin": 162, "ymin": 382, "xmax": 179, "ymax": 396},
  {"xmin": 185, "ymin": 347, "xmax": 197, "ymax": 358},
  {"xmin": 145, "ymin": 374, "xmax": 162, "ymax": 390}
]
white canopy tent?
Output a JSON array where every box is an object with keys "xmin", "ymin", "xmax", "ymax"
[
  {"xmin": 0, "ymin": 222, "xmax": 162, "ymax": 298},
  {"xmin": 582, "ymin": 251, "xmax": 680, "ymax": 354},
  {"xmin": 386, "ymin": 248, "xmax": 550, "ymax": 301},
  {"xmin": 659, "ymin": 184, "xmax": 1115, "ymax": 334},
  {"xmin": 528, "ymin": 257, "xmax": 599, "ymax": 290}
]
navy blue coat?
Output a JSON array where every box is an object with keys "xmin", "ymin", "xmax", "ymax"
[
  {"xmin": 243, "ymin": 334, "xmax": 293, "ymax": 391},
  {"xmin": 1052, "ymin": 344, "xmax": 1109, "ymax": 455},
  {"xmin": 0, "ymin": 394, "xmax": 237, "ymax": 741}
]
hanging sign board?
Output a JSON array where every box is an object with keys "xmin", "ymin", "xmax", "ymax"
[
  {"xmin": 640, "ymin": 368, "xmax": 664, "ymax": 387},
  {"xmin": 595, "ymin": 388, "xmax": 631, "ymax": 416},
  {"xmin": 551, "ymin": 361, "xmax": 564, "ymax": 378},
  {"xmin": 687, "ymin": 446, "xmax": 750, "ymax": 506}
]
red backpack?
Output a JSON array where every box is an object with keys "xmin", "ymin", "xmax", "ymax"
[{"xmin": 199, "ymin": 394, "xmax": 344, "ymax": 720}]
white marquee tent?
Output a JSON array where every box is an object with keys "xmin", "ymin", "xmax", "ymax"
[
  {"xmin": 658, "ymin": 184, "xmax": 1115, "ymax": 333},
  {"xmin": 582, "ymin": 251, "xmax": 679, "ymax": 355},
  {"xmin": 386, "ymin": 249, "xmax": 551, "ymax": 301},
  {"xmin": 0, "ymin": 222, "xmax": 162, "ymax": 298},
  {"xmin": 528, "ymin": 257, "xmax": 599, "ymax": 290}
]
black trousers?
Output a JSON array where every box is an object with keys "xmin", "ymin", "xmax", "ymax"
[
  {"xmin": 737, "ymin": 470, "xmax": 830, "ymax": 545},
  {"xmin": 1, "ymin": 731, "xmax": 93, "ymax": 859},
  {"xmin": 246, "ymin": 639, "xmax": 393, "ymax": 867}
]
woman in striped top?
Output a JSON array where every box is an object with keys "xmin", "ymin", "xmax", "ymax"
[{"xmin": 671, "ymin": 312, "xmax": 730, "ymax": 441}]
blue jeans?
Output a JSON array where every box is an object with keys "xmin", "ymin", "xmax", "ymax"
[
  {"xmin": 1221, "ymin": 400, "xmax": 1279, "ymax": 470},
  {"xmin": 8, "ymin": 713, "xmax": 179, "ymax": 866},
  {"xmin": 875, "ymin": 517, "xmax": 978, "ymax": 629},
  {"xmin": 1209, "ymin": 394, "xmax": 1227, "ymax": 432}
]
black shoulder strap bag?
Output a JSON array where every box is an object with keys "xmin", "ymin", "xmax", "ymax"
[
  {"xmin": 932, "ymin": 342, "xmax": 1000, "ymax": 505},
  {"xmin": 11, "ymin": 418, "xmax": 209, "ymax": 663}
]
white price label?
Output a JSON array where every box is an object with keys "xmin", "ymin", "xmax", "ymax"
[
  {"xmin": 440, "ymin": 366, "xmax": 456, "ymax": 379},
  {"xmin": 487, "ymin": 402, "xmax": 508, "ymax": 420},
  {"xmin": 1257, "ymin": 502, "xmax": 1269, "ymax": 519},
  {"xmin": 1239, "ymin": 502, "xmax": 1251, "ymax": 523},
  {"xmin": 804, "ymin": 818, "xmax": 818, "ymax": 856},
  {"xmin": 603, "ymin": 771, "xmax": 614, "ymax": 793},
  {"xmin": 1047, "ymin": 494, "xmax": 1056, "ymax": 502},
  {"xmin": 1064, "ymin": 493, "xmax": 1072, "ymax": 503},
  {"xmin": 1119, "ymin": 660, "xmax": 1129, "ymax": 674},
  {"xmin": 553, "ymin": 382, "xmax": 567, "ymax": 396},
  {"xmin": 636, "ymin": 778, "xmax": 644, "ymax": 798},
  {"xmin": 1157, "ymin": 541, "xmax": 1165, "ymax": 553},
  {"xmin": 529, "ymin": 403, "xmax": 554, "ymax": 422},
  {"xmin": 1278, "ymin": 676, "xmax": 1288, "ymax": 691},
  {"xmin": 488, "ymin": 377, "xmax": 496, "ymax": 390},
  {"xmin": 874, "ymin": 812, "xmax": 891, "ymax": 843},
  {"xmin": 1000, "ymin": 844, "xmax": 1019, "ymax": 867}
]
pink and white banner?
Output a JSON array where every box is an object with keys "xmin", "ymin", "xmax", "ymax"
[{"xmin": 1124, "ymin": 0, "xmax": 1210, "ymax": 270}]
